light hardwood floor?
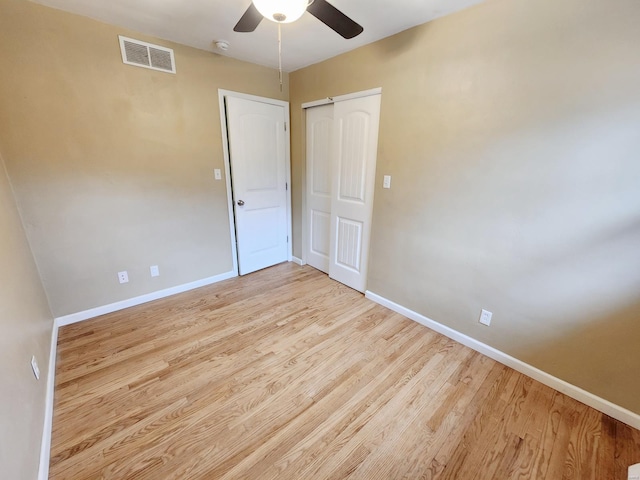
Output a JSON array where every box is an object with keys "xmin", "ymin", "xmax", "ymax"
[{"xmin": 50, "ymin": 263, "xmax": 640, "ymax": 479}]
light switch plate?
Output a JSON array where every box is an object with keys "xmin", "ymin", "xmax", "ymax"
[
  {"xmin": 383, "ymin": 175, "xmax": 391, "ymax": 189},
  {"xmin": 150, "ymin": 265, "xmax": 160, "ymax": 277},
  {"xmin": 214, "ymin": 169, "xmax": 222, "ymax": 180}
]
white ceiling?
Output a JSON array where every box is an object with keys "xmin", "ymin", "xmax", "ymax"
[{"xmin": 31, "ymin": 0, "xmax": 485, "ymax": 72}]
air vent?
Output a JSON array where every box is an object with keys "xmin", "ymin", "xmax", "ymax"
[{"xmin": 118, "ymin": 36, "xmax": 176, "ymax": 74}]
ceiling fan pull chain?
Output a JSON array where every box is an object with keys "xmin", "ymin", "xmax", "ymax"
[{"xmin": 278, "ymin": 23, "xmax": 283, "ymax": 92}]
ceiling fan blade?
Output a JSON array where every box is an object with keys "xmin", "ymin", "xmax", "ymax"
[
  {"xmin": 234, "ymin": 3, "xmax": 263, "ymax": 33},
  {"xmin": 307, "ymin": 0, "xmax": 363, "ymax": 39}
]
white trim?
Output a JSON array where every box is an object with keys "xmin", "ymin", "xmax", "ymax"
[
  {"xmin": 55, "ymin": 270, "xmax": 236, "ymax": 327},
  {"xmin": 301, "ymin": 87, "xmax": 383, "ymax": 109},
  {"xmin": 300, "ymin": 107, "xmax": 308, "ymax": 266},
  {"xmin": 284, "ymin": 102, "xmax": 293, "ymax": 263},
  {"xmin": 38, "ymin": 322, "xmax": 58, "ymax": 480},
  {"xmin": 333, "ymin": 87, "xmax": 382, "ymax": 103},
  {"xmin": 218, "ymin": 90, "xmax": 240, "ymax": 276},
  {"xmin": 291, "ymin": 256, "xmax": 305, "ymax": 266},
  {"xmin": 302, "ymin": 98, "xmax": 332, "ymax": 109},
  {"xmin": 217, "ymin": 89, "xmax": 293, "ymax": 270},
  {"xmin": 365, "ymin": 290, "xmax": 640, "ymax": 430}
]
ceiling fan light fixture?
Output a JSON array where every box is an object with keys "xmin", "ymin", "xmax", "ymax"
[{"xmin": 252, "ymin": 0, "xmax": 308, "ymax": 24}]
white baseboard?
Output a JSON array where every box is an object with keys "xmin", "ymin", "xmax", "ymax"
[
  {"xmin": 291, "ymin": 256, "xmax": 304, "ymax": 266},
  {"xmin": 365, "ymin": 290, "xmax": 640, "ymax": 430},
  {"xmin": 55, "ymin": 270, "xmax": 237, "ymax": 327},
  {"xmin": 38, "ymin": 321, "xmax": 58, "ymax": 480}
]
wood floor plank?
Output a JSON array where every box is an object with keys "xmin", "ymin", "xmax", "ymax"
[
  {"xmin": 430, "ymin": 366, "xmax": 520, "ymax": 478},
  {"xmin": 49, "ymin": 263, "xmax": 640, "ymax": 479},
  {"xmin": 528, "ymin": 390, "xmax": 569, "ymax": 479},
  {"xmin": 225, "ymin": 325, "xmax": 438, "ymax": 480}
]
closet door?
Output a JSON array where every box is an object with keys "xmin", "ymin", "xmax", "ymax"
[
  {"xmin": 328, "ymin": 94, "xmax": 381, "ymax": 292},
  {"xmin": 305, "ymin": 104, "xmax": 334, "ymax": 273}
]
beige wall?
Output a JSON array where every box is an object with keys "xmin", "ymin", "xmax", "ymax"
[
  {"xmin": 290, "ymin": 0, "xmax": 640, "ymax": 413},
  {"xmin": 0, "ymin": 151, "xmax": 53, "ymax": 478},
  {"xmin": 0, "ymin": 0, "xmax": 288, "ymax": 317}
]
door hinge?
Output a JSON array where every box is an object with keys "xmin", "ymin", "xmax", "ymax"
[
  {"xmin": 287, "ymin": 236, "xmax": 289, "ymax": 242},
  {"xmin": 286, "ymin": 182, "xmax": 288, "ymax": 191},
  {"xmin": 284, "ymin": 122, "xmax": 287, "ymax": 131}
]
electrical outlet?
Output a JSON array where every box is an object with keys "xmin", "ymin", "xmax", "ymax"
[
  {"xmin": 31, "ymin": 356, "xmax": 40, "ymax": 380},
  {"xmin": 214, "ymin": 169, "xmax": 222, "ymax": 180},
  {"xmin": 150, "ymin": 265, "xmax": 160, "ymax": 277},
  {"xmin": 383, "ymin": 175, "xmax": 392, "ymax": 189},
  {"xmin": 118, "ymin": 271, "xmax": 129, "ymax": 284},
  {"xmin": 479, "ymin": 309, "xmax": 492, "ymax": 326}
]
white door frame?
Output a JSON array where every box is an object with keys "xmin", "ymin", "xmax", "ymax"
[
  {"xmin": 301, "ymin": 87, "xmax": 382, "ymax": 267},
  {"xmin": 218, "ymin": 89, "xmax": 292, "ymax": 275}
]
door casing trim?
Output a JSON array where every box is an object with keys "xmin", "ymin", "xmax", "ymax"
[{"xmin": 301, "ymin": 87, "xmax": 382, "ymax": 109}]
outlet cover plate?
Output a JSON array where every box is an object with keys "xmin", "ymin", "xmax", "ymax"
[
  {"xmin": 118, "ymin": 271, "xmax": 129, "ymax": 284},
  {"xmin": 150, "ymin": 265, "xmax": 160, "ymax": 277},
  {"xmin": 479, "ymin": 309, "xmax": 492, "ymax": 326}
]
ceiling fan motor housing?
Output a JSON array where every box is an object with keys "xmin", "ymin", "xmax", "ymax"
[
  {"xmin": 253, "ymin": 0, "xmax": 308, "ymax": 24},
  {"xmin": 234, "ymin": 0, "xmax": 363, "ymax": 39}
]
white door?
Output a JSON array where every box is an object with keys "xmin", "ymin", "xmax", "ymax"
[
  {"xmin": 306, "ymin": 104, "xmax": 334, "ymax": 273},
  {"xmin": 225, "ymin": 96, "xmax": 289, "ymax": 275},
  {"xmin": 329, "ymin": 94, "xmax": 381, "ymax": 292}
]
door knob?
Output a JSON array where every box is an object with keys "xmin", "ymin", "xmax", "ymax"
[{"xmin": 237, "ymin": 199, "xmax": 245, "ymax": 206}]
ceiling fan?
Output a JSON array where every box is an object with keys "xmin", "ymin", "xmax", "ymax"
[{"xmin": 234, "ymin": 0, "xmax": 364, "ymax": 39}]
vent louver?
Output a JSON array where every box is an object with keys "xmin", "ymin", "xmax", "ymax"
[{"xmin": 118, "ymin": 36, "xmax": 176, "ymax": 74}]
